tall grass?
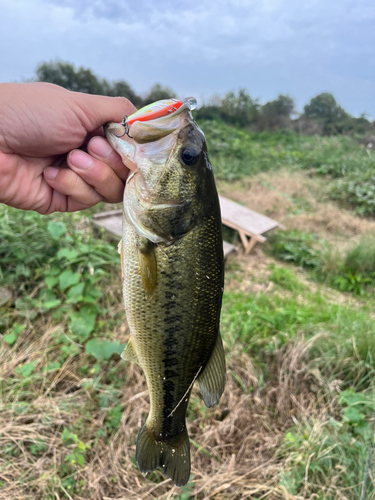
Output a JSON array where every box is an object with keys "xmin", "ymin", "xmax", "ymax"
[{"xmin": 344, "ymin": 236, "xmax": 375, "ymax": 273}]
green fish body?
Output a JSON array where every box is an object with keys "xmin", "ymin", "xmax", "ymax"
[{"xmin": 105, "ymin": 99, "xmax": 225, "ymax": 486}]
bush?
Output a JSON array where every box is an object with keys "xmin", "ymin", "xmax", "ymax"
[
  {"xmin": 344, "ymin": 237, "xmax": 375, "ymax": 273},
  {"xmin": 331, "ymin": 171, "xmax": 375, "ymax": 216},
  {"xmin": 0, "ymin": 206, "xmax": 120, "ymax": 335}
]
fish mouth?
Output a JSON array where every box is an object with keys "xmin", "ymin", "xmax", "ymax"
[{"xmin": 104, "ymin": 122, "xmax": 138, "ymax": 172}]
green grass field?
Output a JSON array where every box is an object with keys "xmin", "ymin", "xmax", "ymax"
[{"xmin": 1, "ymin": 121, "xmax": 375, "ymax": 499}]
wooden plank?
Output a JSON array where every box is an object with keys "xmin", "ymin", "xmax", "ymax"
[
  {"xmin": 92, "ymin": 210, "xmax": 234, "ymax": 257},
  {"xmin": 219, "ymin": 196, "xmax": 278, "ymax": 236},
  {"xmin": 223, "ymin": 241, "xmax": 237, "ymax": 259},
  {"xmin": 223, "ymin": 219, "xmax": 266, "ymax": 243},
  {"xmin": 92, "ymin": 211, "xmax": 122, "ymax": 237},
  {"xmin": 93, "ymin": 209, "xmax": 122, "ymax": 220}
]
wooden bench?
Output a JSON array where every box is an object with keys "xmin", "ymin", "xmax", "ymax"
[
  {"xmin": 219, "ymin": 196, "xmax": 279, "ymax": 254},
  {"xmin": 92, "ymin": 210, "xmax": 237, "ymax": 260}
]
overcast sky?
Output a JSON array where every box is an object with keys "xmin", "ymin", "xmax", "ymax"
[{"xmin": 1, "ymin": 0, "xmax": 374, "ymax": 116}]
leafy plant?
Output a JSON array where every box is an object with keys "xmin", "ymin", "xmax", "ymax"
[
  {"xmin": 333, "ymin": 268, "xmax": 373, "ymax": 295},
  {"xmin": 85, "ymin": 338, "xmax": 125, "ymax": 361},
  {"xmin": 105, "ymin": 404, "xmax": 123, "ymax": 432},
  {"xmin": 61, "ymin": 427, "xmax": 90, "ymax": 468},
  {"xmin": 2, "ymin": 323, "xmax": 25, "ymax": 345},
  {"xmin": 15, "ymin": 361, "xmax": 36, "ymax": 378},
  {"xmin": 0, "ymin": 206, "xmax": 121, "ymax": 338},
  {"xmin": 268, "ymin": 230, "xmax": 322, "ymax": 269},
  {"xmin": 331, "ymin": 171, "xmax": 375, "ymax": 216}
]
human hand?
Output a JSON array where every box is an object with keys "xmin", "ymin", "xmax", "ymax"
[{"xmin": 0, "ymin": 82, "xmax": 136, "ymax": 214}]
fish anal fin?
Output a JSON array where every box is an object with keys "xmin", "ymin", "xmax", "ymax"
[
  {"xmin": 138, "ymin": 239, "xmax": 157, "ymax": 299},
  {"xmin": 121, "ymin": 337, "xmax": 140, "ymax": 364},
  {"xmin": 136, "ymin": 422, "xmax": 190, "ymax": 487},
  {"xmin": 198, "ymin": 333, "xmax": 226, "ymax": 408}
]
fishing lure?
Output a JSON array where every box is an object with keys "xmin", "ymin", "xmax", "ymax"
[{"xmin": 114, "ymin": 97, "xmax": 197, "ymax": 138}]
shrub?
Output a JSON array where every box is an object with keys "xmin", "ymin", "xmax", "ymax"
[
  {"xmin": 344, "ymin": 237, "xmax": 375, "ymax": 273},
  {"xmin": 331, "ymin": 172, "xmax": 375, "ymax": 216}
]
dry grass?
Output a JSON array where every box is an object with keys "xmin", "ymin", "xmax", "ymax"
[
  {"xmin": 0, "ymin": 313, "xmax": 334, "ymax": 500},
  {"xmin": 218, "ymin": 169, "xmax": 375, "ymax": 247}
]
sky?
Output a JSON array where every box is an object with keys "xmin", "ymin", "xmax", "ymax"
[{"xmin": 1, "ymin": 0, "xmax": 375, "ymax": 117}]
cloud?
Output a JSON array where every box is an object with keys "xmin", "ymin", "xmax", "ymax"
[{"xmin": 0, "ymin": 0, "xmax": 374, "ymax": 115}]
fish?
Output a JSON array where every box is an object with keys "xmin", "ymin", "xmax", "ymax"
[{"xmin": 104, "ymin": 98, "xmax": 225, "ymax": 487}]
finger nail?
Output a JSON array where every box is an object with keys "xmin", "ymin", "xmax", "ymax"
[
  {"xmin": 70, "ymin": 150, "xmax": 93, "ymax": 170},
  {"xmin": 44, "ymin": 167, "xmax": 59, "ymax": 180},
  {"xmin": 90, "ymin": 137, "xmax": 113, "ymax": 159}
]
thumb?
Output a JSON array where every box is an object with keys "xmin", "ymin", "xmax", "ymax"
[{"xmin": 72, "ymin": 92, "xmax": 138, "ymax": 132}]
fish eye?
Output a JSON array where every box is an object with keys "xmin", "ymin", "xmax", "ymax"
[{"xmin": 180, "ymin": 147, "xmax": 200, "ymax": 166}]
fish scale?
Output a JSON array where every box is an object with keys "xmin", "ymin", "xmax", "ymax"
[{"xmin": 123, "ymin": 208, "xmax": 222, "ymax": 426}]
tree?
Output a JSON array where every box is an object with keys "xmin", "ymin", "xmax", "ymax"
[
  {"xmin": 36, "ymin": 61, "xmax": 106, "ymax": 95},
  {"xmin": 219, "ymin": 89, "xmax": 260, "ymax": 127},
  {"xmin": 35, "ymin": 61, "xmax": 143, "ymax": 106},
  {"xmin": 261, "ymin": 94, "xmax": 295, "ymax": 130},
  {"xmin": 303, "ymin": 92, "xmax": 350, "ymax": 134},
  {"xmin": 104, "ymin": 80, "xmax": 143, "ymax": 108},
  {"xmin": 143, "ymin": 83, "xmax": 176, "ymax": 105}
]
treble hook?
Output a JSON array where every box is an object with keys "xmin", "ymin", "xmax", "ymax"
[{"xmin": 114, "ymin": 115, "xmax": 133, "ymax": 139}]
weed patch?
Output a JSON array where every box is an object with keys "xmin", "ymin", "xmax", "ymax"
[
  {"xmin": 278, "ymin": 388, "xmax": 375, "ymax": 498},
  {"xmin": 268, "ymin": 229, "xmax": 375, "ymax": 296}
]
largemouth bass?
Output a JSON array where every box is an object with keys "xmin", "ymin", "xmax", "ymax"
[{"xmin": 104, "ymin": 98, "xmax": 225, "ymax": 486}]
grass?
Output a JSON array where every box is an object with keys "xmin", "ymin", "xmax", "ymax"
[
  {"xmin": 1, "ymin": 126, "xmax": 375, "ymax": 499},
  {"xmin": 345, "ymin": 236, "xmax": 375, "ymax": 274},
  {"xmin": 266, "ymin": 229, "xmax": 375, "ymax": 296},
  {"xmin": 199, "ymin": 119, "xmax": 375, "ymax": 215}
]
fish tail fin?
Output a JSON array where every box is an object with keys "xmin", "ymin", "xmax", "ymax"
[{"xmin": 136, "ymin": 422, "xmax": 190, "ymax": 487}]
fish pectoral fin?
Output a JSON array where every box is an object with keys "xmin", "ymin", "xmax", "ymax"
[
  {"xmin": 138, "ymin": 239, "xmax": 157, "ymax": 299},
  {"xmin": 121, "ymin": 337, "xmax": 140, "ymax": 364},
  {"xmin": 197, "ymin": 333, "xmax": 226, "ymax": 408}
]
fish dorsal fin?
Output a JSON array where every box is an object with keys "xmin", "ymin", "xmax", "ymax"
[
  {"xmin": 197, "ymin": 333, "xmax": 226, "ymax": 408},
  {"xmin": 138, "ymin": 239, "xmax": 157, "ymax": 299},
  {"xmin": 121, "ymin": 337, "xmax": 139, "ymax": 364}
]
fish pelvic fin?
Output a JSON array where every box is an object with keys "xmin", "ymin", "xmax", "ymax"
[
  {"xmin": 198, "ymin": 332, "xmax": 226, "ymax": 408},
  {"xmin": 136, "ymin": 422, "xmax": 190, "ymax": 487},
  {"xmin": 121, "ymin": 337, "xmax": 140, "ymax": 365}
]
